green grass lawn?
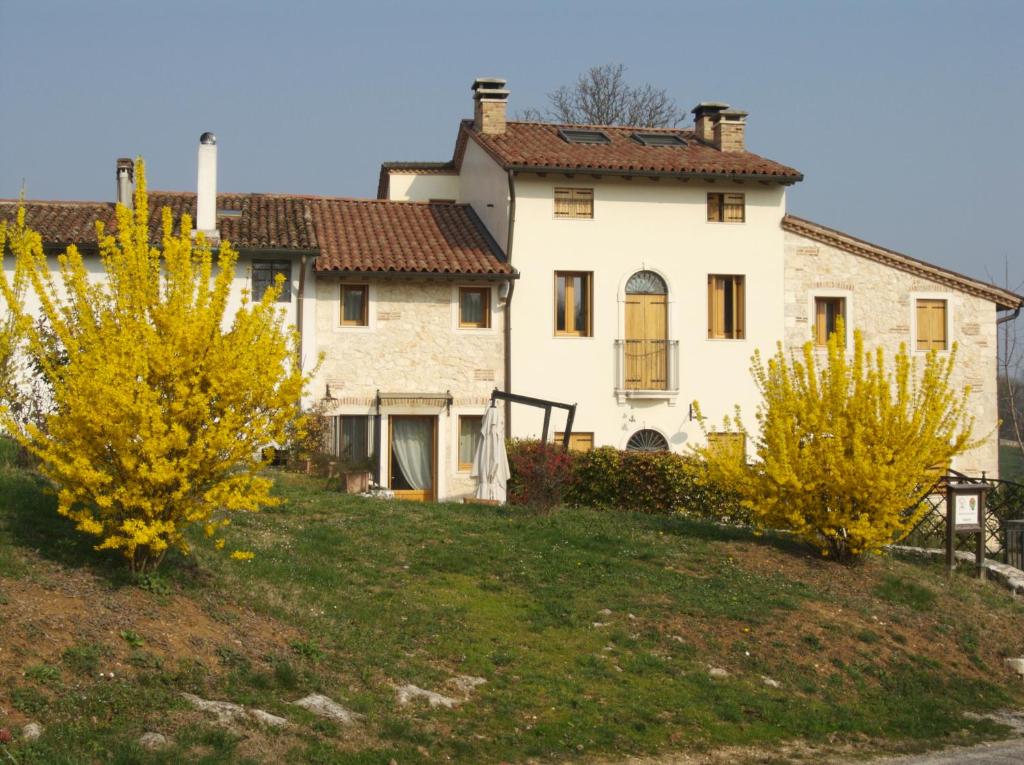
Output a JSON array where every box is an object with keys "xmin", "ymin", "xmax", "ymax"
[{"xmin": 2, "ymin": 458, "xmax": 1024, "ymax": 764}]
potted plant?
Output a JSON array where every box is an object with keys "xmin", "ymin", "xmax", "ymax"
[{"xmin": 340, "ymin": 454, "xmax": 375, "ymax": 494}]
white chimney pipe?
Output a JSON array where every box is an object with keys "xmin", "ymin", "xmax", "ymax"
[
  {"xmin": 195, "ymin": 131, "xmax": 219, "ymax": 239},
  {"xmin": 116, "ymin": 157, "xmax": 134, "ymax": 208}
]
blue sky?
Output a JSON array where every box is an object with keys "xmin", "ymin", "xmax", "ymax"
[{"xmin": 1, "ymin": 0, "xmax": 1021, "ymax": 289}]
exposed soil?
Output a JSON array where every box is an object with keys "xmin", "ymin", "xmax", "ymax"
[{"xmin": 0, "ymin": 552, "xmax": 299, "ymax": 727}]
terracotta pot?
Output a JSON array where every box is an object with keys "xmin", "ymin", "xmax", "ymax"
[{"xmin": 342, "ymin": 470, "xmax": 371, "ymax": 494}]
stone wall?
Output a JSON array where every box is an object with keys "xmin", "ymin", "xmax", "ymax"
[
  {"xmin": 784, "ymin": 231, "xmax": 999, "ymax": 477},
  {"xmin": 312, "ymin": 277, "xmax": 504, "ymax": 500}
]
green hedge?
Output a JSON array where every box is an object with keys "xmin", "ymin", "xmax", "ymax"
[{"xmin": 506, "ymin": 440, "xmax": 747, "ymax": 522}]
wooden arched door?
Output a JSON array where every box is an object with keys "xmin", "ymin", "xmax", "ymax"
[{"xmin": 624, "ymin": 271, "xmax": 668, "ymax": 390}]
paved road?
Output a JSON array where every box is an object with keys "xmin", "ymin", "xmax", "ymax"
[{"xmin": 861, "ymin": 738, "xmax": 1024, "ymax": 765}]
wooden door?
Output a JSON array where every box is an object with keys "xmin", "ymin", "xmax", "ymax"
[
  {"xmin": 388, "ymin": 415, "xmax": 437, "ymax": 502},
  {"xmin": 625, "ymin": 294, "xmax": 668, "ymax": 390}
]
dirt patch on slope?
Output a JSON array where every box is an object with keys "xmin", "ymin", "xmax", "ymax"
[{"xmin": 0, "ymin": 559, "xmax": 298, "ymax": 726}]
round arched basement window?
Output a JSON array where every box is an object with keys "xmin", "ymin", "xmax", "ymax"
[
  {"xmin": 626, "ymin": 429, "xmax": 669, "ymax": 452},
  {"xmin": 625, "ymin": 270, "xmax": 667, "ymax": 295}
]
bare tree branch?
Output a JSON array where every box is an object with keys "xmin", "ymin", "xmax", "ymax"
[
  {"xmin": 518, "ymin": 64, "xmax": 685, "ymax": 128},
  {"xmin": 996, "ymin": 255, "xmax": 1024, "ymax": 474}
]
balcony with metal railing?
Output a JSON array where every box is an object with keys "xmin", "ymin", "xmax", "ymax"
[{"xmin": 614, "ymin": 339, "xmax": 679, "ymax": 402}]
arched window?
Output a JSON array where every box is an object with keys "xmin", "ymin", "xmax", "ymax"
[
  {"xmin": 625, "ymin": 270, "xmax": 667, "ymax": 295},
  {"xmin": 626, "ymin": 429, "xmax": 669, "ymax": 452}
]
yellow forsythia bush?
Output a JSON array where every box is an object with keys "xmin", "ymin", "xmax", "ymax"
[
  {"xmin": 0, "ymin": 160, "xmax": 310, "ymax": 572},
  {"xmin": 694, "ymin": 321, "xmax": 977, "ymax": 561}
]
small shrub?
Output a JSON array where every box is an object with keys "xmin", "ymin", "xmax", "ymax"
[
  {"xmin": 62, "ymin": 643, "xmax": 103, "ymax": 675},
  {"xmin": 120, "ymin": 630, "xmax": 144, "ymax": 648},
  {"xmin": 507, "ymin": 439, "xmax": 745, "ymax": 520},
  {"xmin": 506, "ymin": 440, "xmax": 575, "ymax": 509},
  {"xmin": 291, "ymin": 639, "xmax": 325, "ymax": 663}
]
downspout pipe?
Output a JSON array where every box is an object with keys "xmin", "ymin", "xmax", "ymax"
[
  {"xmin": 297, "ymin": 254, "xmax": 307, "ymax": 401},
  {"xmin": 997, "ymin": 306, "xmax": 1021, "ymax": 325},
  {"xmin": 504, "ymin": 169, "xmax": 516, "ymax": 440}
]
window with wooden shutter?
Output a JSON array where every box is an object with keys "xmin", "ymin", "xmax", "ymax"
[
  {"xmin": 555, "ymin": 272, "xmax": 593, "ymax": 336},
  {"xmin": 707, "ymin": 432, "xmax": 746, "ymax": 460},
  {"xmin": 813, "ymin": 297, "xmax": 846, "ymax": 346},
  {"xmin": 707, "ymin": 275, "xmax": 745, "ymax": 339},
  {"xmin": 554, "ymin": 188, "xmax": 594, "ymax": 219},
  {"xmin": 555, "ymin": 431, "xmax": 594, "ymax": 452},
  {"xmin": 707, "ymin": 193, "xmax": 745, "ymax": 223},
  {"xmin": 916, "ymin": 299, "xmax": 948, "ymax": 351}
]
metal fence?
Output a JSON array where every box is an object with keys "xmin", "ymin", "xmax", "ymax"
[{"xmin": 903, "ymin": 470, "xmax": 1024, "ymax": 563}]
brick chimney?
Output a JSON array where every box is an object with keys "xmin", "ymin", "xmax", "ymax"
[
  {"xmin": 472, "ymin": 77, "xmax": 509, "ymax": 135},
  {"xmin": 691, "ymin": 102, "xmax": 729, "ymax": 143},
  {"xmin": 116, "ymin": 158, "xmax": 134, "ymax": 208},
  {"xmin": 713, "ymin": 109, "xmax": 747, "ymax": 152}
]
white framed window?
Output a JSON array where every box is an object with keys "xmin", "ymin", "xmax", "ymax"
[
  {"xmin": 807, "ymin": 289, "xmax": 853, "ymax": 348},
  {"xmin": 337, "ymin": 281, "xmax": 376, "ymax": 331}
]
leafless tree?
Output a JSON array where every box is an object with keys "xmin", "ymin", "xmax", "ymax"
[
  {"xmin": 519, "ymin": 64, "xmax": 685, "ymax": 127},
  {"xmin": 997, "ymin": 258, "xmax": 1024, "ymax": 467}
]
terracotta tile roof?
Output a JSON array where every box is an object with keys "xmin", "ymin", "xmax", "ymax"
[
  {"xmin": 783, "ymin": 214, "xmax": 1024, "ymax": 311},
  {"xmin": 1, "ymin": 193, "xmax": 511, "ymax": 278},
  {"xmin": 459, "ymin": 120, "xmax": 803, "ymax": 182},
  {"xmin": 311, "ymin": 199, "xmax": 511, "ymax": 276},
  {"xmin": 146, "ymin": 192, "xmax": 319, "ymax": 250},
  {"xmin": 0, "ymin": 200, "xmax": 115, "ymax": 246}
]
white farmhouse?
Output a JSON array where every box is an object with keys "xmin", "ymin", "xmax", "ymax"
[
  {"xmin": 379, "ymin": 78, "xmax": 1021, "ymax": 477},
  {"xmin": 3, "ymin": 78, "xmax": 1021, "ymax": 497}
]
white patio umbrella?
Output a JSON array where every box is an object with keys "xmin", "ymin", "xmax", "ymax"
[{"xmin": 471, "ymin": 403, "xmax": 510, "ymax": 503}]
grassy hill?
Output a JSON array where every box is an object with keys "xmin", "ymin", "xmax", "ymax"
[{"xmin": 2, "ymin": 455, "xmax": 1024, "ymax": 764}]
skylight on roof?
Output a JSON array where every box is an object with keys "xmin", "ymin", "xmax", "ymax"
[
  {"xmin": 558, "ymin": 128, "xmax": 612, "ymax": 145},
  {"xmin": 217, "ymin": 209, "xmax": 242, "ymax": 218},
  {"xmin": 632, "ymin": 133, "xmax": 687, "ymax": 147}
]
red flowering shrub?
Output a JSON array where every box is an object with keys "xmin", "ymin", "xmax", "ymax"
[{"xmin": 506, "ymin": 439, "xmax": 576, "ymax": 509}]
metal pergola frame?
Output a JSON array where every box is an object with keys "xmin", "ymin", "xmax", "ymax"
[{"xmin": 489, "ymin": 388, "xmax": 577, "ymax": 450}]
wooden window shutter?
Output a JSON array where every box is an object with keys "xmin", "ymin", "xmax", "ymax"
[
  {"xmin": 554, "ymin": 188, "xmax": 571, "ymax": 218},
  {"xmin": 917, "ymin": 299, "xmax": 947, "ymax": 351},
  {"xmin": 708, "ymin": 276, "xmax": 719, "ymax": 337},
  {"xmin": 724, "ymin": 193, "xmax": 745, "ymax": 222},
  {"xmin": 815, "ymin": 298, "xmax": 828, "ymax": 345},
  {"xmin": 707, "ymin": 193, "xmax": 722, "ymax": 222},
  {"xmin": 555, "ymin": 188, "xmax": 593, "ymax": 219},
  {"xmin": 734, "ymin": 277, "xmax": 745, "ymax": 339}
]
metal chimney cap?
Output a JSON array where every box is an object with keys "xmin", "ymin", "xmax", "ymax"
[{"xmin": 199, "ymin": 132, "xmax": 217, "ymax": 145}]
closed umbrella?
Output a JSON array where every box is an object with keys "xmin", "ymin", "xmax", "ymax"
[{"xmin": 471, "ymin": 404, "xmax": 509, "ymax": 503}]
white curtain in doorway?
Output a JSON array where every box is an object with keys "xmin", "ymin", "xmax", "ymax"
[{"xmin": 392, "ymin": 418, "xmax": 432, "ymax": 490}]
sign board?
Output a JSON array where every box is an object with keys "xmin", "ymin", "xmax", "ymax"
[
  {"xmin": 945, "ymin": 480, "xmax": 988, "ymax": 580},
  {"xmin": 954, "ymin": 493, "xmax": 982, "ymax": 531}
]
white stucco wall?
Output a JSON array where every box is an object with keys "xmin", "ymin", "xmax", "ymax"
[
  {"xmin": 386, "ymin": 173, "xmax": 460, "ymax": 202},
  {"xmin": 506, "ymin": 174, "xmax": 787, "ymax": 455},
  {"xmin": 783, "ymin": 231, "xmax": 1000, "ymax": 477},
  {"xmin": 311, "ymin": 277, "xmax": 504, "ymax": 501},
  {"xmin": 456, "ymin": 139, "xmax": 510, "ymax": 248}
]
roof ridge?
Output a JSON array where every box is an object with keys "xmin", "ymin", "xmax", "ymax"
[
  {"xmin": 148, "ymin": 190, "xmax": 464, "ymax": 206},
  {"xmin": 0, "ymin": 198, "xmax": 114, "ymax": 207},
  {"xmin": 783, "ymin": 214, "xmax": 1024, "ymax": 309},
  {"xmin": 503, "ymin": 120, "xmax": 694, "ymax": 133}
]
